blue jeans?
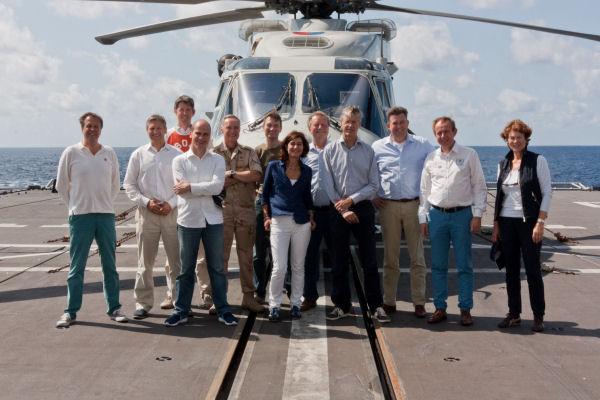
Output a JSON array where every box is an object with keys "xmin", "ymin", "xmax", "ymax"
[
  {"xmin": 175, "ymin": 223, "xmax": 230, "ymax": 316},
  {"xmin": 303, "ymin": 206, "xmax": 333, "ymax": 302},
  {"xmin": 428, "ymin": 207, "xmax": 473, "ymax": 311},
  {"xmin": 66, "ymin": 213, "xmax": 121, "ymax": 316}
]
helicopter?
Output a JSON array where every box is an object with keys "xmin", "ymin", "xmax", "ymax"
[{"xmin": 93, "ymin": 0, "xmax": 599, "ymax": 147}]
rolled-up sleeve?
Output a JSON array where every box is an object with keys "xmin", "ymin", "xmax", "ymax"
[
  {"xmin": 469, "ymin": 151, "xmax": 487, "ymax": 218},
  {"xmin": 190, "ymin": 156, "xmax": 225, "ymax": 196}
]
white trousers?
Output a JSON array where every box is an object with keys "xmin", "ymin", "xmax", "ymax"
[{"xmin": 268, "ymin": 216, "xmax": 311, "ymax": 308}]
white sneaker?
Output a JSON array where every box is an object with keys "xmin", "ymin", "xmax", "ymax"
[
  {"xmin": 374, "ymin": 307, "xmax": 391, "ymax": 323},
  {"xmin": 56, "ymin": 313, "xmax": 75, "ymax": 328},
  {"xmin": 109, "ymin": 309, "xmax": 129, "ymax": 323}
]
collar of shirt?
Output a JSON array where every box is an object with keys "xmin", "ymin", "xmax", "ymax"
[
  {"xmin": 336, "ymin": 136, "xmax": 364, "ymax": 150},
  {"xmin": 174, "ymin": 125, "xmax": 193, "ymax": 135},
  {"xmin": 144, "ymin": 143, "xmax": 176, "ymax": 154},
  {"xmin": 185, "ymin": 149, "xmax": 212, "ymax": 161},
  {"xmin": 436, "ymin": 141, "xmax": 461, "ymax": 157},
  {"xmin": 76, "ymin": 142, "xmax": 107, "ymax": 155}
]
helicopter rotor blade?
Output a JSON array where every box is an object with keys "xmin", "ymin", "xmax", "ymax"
[
  {"xmin": 95, "ymin": 5, "xmax": 268, "ymax": 45},
  {"xmin": 88, "ymin": 0, "xmax": 263, "ymax": 4},
  {"xmin": 367, "ymin": 3, "xmax": 600, "ymax": 42}
]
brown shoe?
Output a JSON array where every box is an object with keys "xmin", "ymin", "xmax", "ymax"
[
  {"xmin": 414, "ymin": 304, "xmax": 427, "ymax": 318},
  {"xmin": 242, "ymin": 293, "xmax": 266, "ymax": 313},
  {"xmin": 532, "ymin": 317, "xmax": 544, "ymax": 332},
  {"xmin": 460, "ymin": 310, "xmax": 473, "ymax": 326},
  {"xmin": 427, "ymin": 309, "xmax": 447, "ymax": 324},
  {"xmin": 382, "ymin": 304, "xmax": 397, "ymax": 314},
  {"xmin": 300, "ymin": 299, "xmax": 317, "ymax": 312},
  {"xmin": 160, "ymin": 297, "xmax": 174, "ymax": 310}
]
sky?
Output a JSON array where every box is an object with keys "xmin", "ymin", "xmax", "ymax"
[{"xmin": 0, "ymin": 0, "xmax": 599, "ymax": 147}]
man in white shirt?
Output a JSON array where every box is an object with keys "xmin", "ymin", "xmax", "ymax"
[
  {"xmin": 164, "ymin": 119, "xmax": 238, "ymax": 327},
  {"xmin": 123, "ymin": 114, "xmax": 181, "ymax": 319},
  {"xmin": 55, "ymin": 112, "xmax": 128, "ymax": 328},
  {"xmin": 419, "ymin": 116, "xmax": 487, "ymax": 326}
]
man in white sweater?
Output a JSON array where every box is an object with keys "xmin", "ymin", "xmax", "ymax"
[{"xmin": 55, "ymin": 112, "xmax": 128, "ymax": 328}]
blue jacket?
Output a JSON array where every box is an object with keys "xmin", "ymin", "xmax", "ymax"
[{"xmin": 262, "ymin": 160, "xmax": 313, "ymax": 224}]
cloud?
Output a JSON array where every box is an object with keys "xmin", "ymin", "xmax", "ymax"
[
  {"xmin": 455, "ymin": 73, "xmax": 475, "ymax": 88},
  {"xmin": 0, "ymin": 4, "xmax": 61, "ymax": 114},
  {"xmin": 47, "ymin": 0, "xmax": 141, "ymax": 19},
  {"xmin": 497, "ymin": 88, "xmax": 537, "ymax": 113},
  {"xmin": 415, "ymin": 82, "xmax": 460, "ymax": 107},
  {"xmin": 390, "ymin": 21, "xmax": 479, "ymax": 71},
  {"xmin": 510, "ymin": 28, "xmax": 600, "ymax": 97}
]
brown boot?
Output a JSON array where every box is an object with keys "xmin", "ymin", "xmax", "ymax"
[
  {"xmin": 414, "ymin": 304, "xmax": 427, "ymax": 318},
  {"xmin": 300, "ymin": 299, "xmax": 317, "ymax": 312},
  {"xmin": 242, "ymin": 293, "xmax": 266, "ymax": 313},
  {"xmin": 427, "ymin": 309, "xmax": 447, "ymax": 324},
  {"xmin": 460, "ymin": 309, "xmax": 473, "ymax": 326},
  {"xmin": 382, "ymin": 304, "xmax": 397, "ymax": 314}
]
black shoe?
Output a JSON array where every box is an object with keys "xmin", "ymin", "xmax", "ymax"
[
  {"xmin": 532, "ymin": 317, "xmax": 544, "ymax": 332},
  {"xmin": 497, "ymin": 313, "xmax": 521, "ymax": 329},
  {"xmin": 290, "ymin": 306, "xmax": 301, "ymax": 319},
  {"xmin": 133, "ymin": 309, "xmax": 149, "ymax": 320}
]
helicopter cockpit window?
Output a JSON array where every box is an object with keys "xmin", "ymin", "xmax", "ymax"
[
  {"xmin": 223, "ymin": 73, "xmax": 295, "ymax": 124},
  {"xmin": 215, "ymin": 79, "xmax": 231, "ymax": 108},
  {"xmin": 302, "ymin": 73, "xmax": 386, "ymax": 137}
]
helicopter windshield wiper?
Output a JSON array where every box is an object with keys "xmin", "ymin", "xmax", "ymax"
[
  {"xmin": 306, "ymin": 76, "xmax": 341, "ymax": 132},
  {"xmin": 248, "ymin": 76, "xmax": 293, "ymax": 131}
]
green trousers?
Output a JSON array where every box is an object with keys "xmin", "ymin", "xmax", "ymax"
[{"xmin": 65, "ymin": 213, "xmax": 121, "ymax": 316}]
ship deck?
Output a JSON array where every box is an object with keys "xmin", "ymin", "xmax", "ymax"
[{"xmin": 1, "ymin": 189, "xmax": 599, "ymax": 400}]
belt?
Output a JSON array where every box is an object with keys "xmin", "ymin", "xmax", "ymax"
[
  {"xmin": 389, "ymin": 197, "xmax": 419, "ymax": 203},
  {"xmin": 431, "ymin": 204, "xmax": 469, "ymax": 213}
]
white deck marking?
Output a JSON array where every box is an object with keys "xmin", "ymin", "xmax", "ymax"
[
  {"xmin": 0, "ymin": 223, "xmax": 27, "ymax": 228},
  {"xmin": 546, "ymin": 225, "xmax": 587, "ymax": 230},
  {"xmin": 0, "ymin": 252, "xmax": 62, "ymax": 260},
  {"xmin": 40, "ymin": 224, "xmax": 136, "ymax": 229},
  {"xmin": 282, "ymin": 281, "xmax": 330, "ymax": 400},
  {"xmin": 574, "ymin": 201, "xmax": 600, "ymax": 208}
]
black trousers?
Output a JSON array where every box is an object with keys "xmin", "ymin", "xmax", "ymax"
[
  {"xmin": 498, "ymin": 217, "xmax": 545, "ymax": 318},
  {"xmin": 330, "ymin": 200, "xmax": 383, "ymax": 312}
]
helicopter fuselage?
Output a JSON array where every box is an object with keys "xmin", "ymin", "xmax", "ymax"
[{"xmin": 210, "ymin": 18, "xmax": 398, "ymax": 147}]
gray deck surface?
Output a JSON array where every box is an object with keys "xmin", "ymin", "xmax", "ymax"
[{"xmin": 1, "ymin": 190, "xmax": 599, "ymax": 399}]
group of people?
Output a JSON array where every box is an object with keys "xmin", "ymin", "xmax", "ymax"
[{"xmin": 55, "ymin": 94, "xmax": 552, "ymax": 332}]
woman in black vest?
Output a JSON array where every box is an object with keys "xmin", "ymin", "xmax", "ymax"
[{"xmin": 491, "ymin": 120, "xmax": 552, "ymax": 332}]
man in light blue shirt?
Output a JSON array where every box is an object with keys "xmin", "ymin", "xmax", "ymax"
[
  {"xmin": 301, "ymin": 111, "xmax": 333, "ymax": 311},
  {"xmin": 372, "ymin": 107, "xmax": 434, "ymax": 318},
  {"xmin": 321, "ymin": 106, "xmax": 389, "ymax": 323}
]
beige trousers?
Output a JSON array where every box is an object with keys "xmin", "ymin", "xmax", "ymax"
[
  {"xmin": 380, "ymin": 200, "xmax": 427, "ymax": 306},
  {"xmin": 197, "ymin": 205, "xmax": 256, "ymax": 295},
  {"xmin": 134, "ymin": 207, "xmax": 180, "ymax": 311}
]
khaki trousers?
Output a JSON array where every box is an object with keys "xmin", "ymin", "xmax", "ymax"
[
  {"xmin": 134, "ymin": 207, "xmax": 180, "ymax": 311},
  {"xmin": 197, "ymin": 205, "xmax": 256, "ymax": 295},
  {"xmin": 380, "ymin": 200, "xmax": 427, "ymax": 306}
]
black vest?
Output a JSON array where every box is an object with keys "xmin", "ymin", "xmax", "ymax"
[{"xmin": 494, "ymin": 150, "xmax": 542, "ymax": 221}]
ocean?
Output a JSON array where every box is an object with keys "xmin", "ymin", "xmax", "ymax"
[{"xmin": 0, "ymin": 146, "xmax": 599, "ymax": 190}]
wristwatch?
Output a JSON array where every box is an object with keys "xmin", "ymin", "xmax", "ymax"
[
  {"xmin": 229, "ymin": 170, "xmax": 236, "ymax": 178},
  {"xmin": 536, "ymin": 218, "xmax": 545, "ymax": 224}
]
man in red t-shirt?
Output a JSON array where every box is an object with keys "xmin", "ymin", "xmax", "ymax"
[{"xmin": 165, "ymin": 95, "xmax": 195, "ymax": 152}]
